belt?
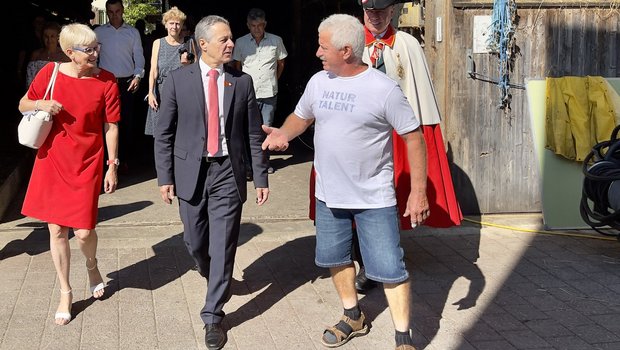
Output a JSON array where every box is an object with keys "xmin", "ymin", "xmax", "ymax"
[{"xmin": 205, "ymin": 156, "xmax": 228, "ymax": 163}]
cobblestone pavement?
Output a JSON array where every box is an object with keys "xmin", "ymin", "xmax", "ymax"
[{"xmin": 1, "ymin": 149, "xmax": 620, "ymax": 350}]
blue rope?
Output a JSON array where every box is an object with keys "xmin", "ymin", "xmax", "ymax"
[{"xmin": 487, "ymin": 0, "xmax": 517, "ymax": 109}]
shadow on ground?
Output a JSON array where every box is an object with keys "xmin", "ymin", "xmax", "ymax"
[
  {"xmin": 402, "ymin": 142, "xmax": 484, "ymax": 348},
  {"xmin": 0, "ymin": 201, "xmax": 156, "ymax": 261}
]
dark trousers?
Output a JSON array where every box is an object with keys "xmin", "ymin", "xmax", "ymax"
[
  {"xmin": 116, "ymin": 77, "xmax": 135, "ymax": 163},
  {"xmin": 178, "ymin": 156, "xmax": 242, "ymax": 324}
]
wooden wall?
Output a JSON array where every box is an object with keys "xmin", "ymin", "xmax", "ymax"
[{"xmin": 424, "ymin": 3, "xmax": 620, "ymax": 214}]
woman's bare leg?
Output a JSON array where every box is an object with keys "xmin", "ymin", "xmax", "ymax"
[
  {"xmin": 49, "ymin": 223, "xmax": 73, "ymax": 325},
  {"xmin": 74, "ymin": 228, "xmax": 105, "ymax": 298}
]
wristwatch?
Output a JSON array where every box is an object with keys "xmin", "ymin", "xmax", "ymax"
[{"xmin": 106, "ymin": 158, "xmax": 120, "ymax": 166}]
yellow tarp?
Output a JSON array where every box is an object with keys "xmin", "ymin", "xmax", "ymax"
[{"xmin": 545, "ymin": 76, "xmax": 619, "ymax": 161}]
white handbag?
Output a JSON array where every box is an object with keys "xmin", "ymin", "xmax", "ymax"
[{"xmin": 18, "ymin": 62, "xmax": 60, "ymax": 149}]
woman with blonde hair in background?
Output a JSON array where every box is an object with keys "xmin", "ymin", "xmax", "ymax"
[
  {"xmin": 18, "ymin": 23, "xmax": 121, "ymax": 325},
  {"xmin": 144, "ymin": 6, "xmax": 189, "ymax": 135},
  {"xmin": 25, "ymin": 21, "xmax": 71, "ymax": 87}
]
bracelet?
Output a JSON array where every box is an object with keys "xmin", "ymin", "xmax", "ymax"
[{"xmin": 34, "ymin": 100, "xmax": 40, "ymax": 110}]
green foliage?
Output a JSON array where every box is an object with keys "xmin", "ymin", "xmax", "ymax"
[{"xmin": 124, "ymin": 3, "xmax": 159, "ymax": 26}]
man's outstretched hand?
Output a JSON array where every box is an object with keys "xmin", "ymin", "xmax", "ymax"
[{"xmin": 261, "ymin": 125, "xmax": 289, "ymax": 151}]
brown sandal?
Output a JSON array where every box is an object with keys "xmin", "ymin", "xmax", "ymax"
[{"xmin": 321, "ymin": 312, "xmax": 369, "ymax": 348}]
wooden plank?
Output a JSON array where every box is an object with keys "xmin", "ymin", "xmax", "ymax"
[
  {"xmin": 589, "ymin": 9, "xmax": 602, "ymax": 75},
  {"xmin": 430, "ymin": 5, "xmax": 619, "ymax": 213},
  {"xmin": 534, "ymin": 8, "xmax": 548, "ymax": 77},
  {"xmin": 452, "ymin": 0, "xmax": 617, "ymax": 9},
  {"xmin": 557, "ymin": 9, "xmax": 574, "ymax": 76},
  {"xmin": 574, "ymin": 9, "xmax": 587, "ymax": 75},
  {"xmin": 606, "ymin": 14, "xmax": 619, "ymax": 76},
  {"xmin": 546, "ymin": 9, "xmax": 559, "ymax": 76}
]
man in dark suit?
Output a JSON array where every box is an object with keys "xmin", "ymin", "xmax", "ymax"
[{"xmin": 154, "ymin": 15, "xmax": 269, "ymax": 350}]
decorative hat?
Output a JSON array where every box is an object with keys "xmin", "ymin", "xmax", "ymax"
[{"xmin": 359, "ymin": 0, "xmax": 399, "ymax": 10}]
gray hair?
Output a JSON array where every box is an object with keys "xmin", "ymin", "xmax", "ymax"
[
  {"xmin": 195, "ymin": 15, "xmax": 229, "ymax": 43},
  {"xmin": 247, "ymin": 8, "xmax": 266, "ymax": 21},
  {"xmin": 318, "ymin": 14, "xmax": 365, "ymax": 61},
  {"xmin": 59, "ymin": 23, "xmax": 97, "ymax": 52}
]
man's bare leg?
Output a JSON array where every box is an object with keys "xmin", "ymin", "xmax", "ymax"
[{"xmin": 331, "ymin": 264, "xmax": 358, "ymax": 308}]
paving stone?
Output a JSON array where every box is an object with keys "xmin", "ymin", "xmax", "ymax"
[
  {"xmin": 3, "ymin": 160, "xmax": 620, "ymax": 349},
  {"xmin": 462, "ymin": 321, "xmax": 503, "ymax": 342},
  {"xmin": 481, "ymin": 313, "xmax": 528, "ymax": 332},
  {"xmin": 523, "ymin": 318, "xmax": 574, "ymax": 338},
  {"xmin": 590, "ymin": 314, "xmax": 620, "ymax": 333},
  {"xmin": 568, "ymin": 298, "xmax": 618, "ymax": 316},
  {"xmin": 504, "ymin": 303, "xmax": 550, "ymax": 322},
  {"xmin": 521, "ymin": 294, "xmax": 568, "ymax": 311},
  {"xmin": 502, "ymin": 329, "xmax": 551, "ymax": 349},
  {"xmin": 608, "ymin": 284, "xmax": 620, "ymax": 294},
  {"xmin": 565, "ymin": 279, "xmax": 609, "ymax": 296},
  {"xmin": 544, "ymin": 285, "xmax": 584, "ymax": 302},
  {"xmin": 544, "ymin": 336, "xmax": 595, "ymax": 350},
  {"xmin": 510, "ymin": 282, "xmax": 556, "ymax": 298},
  {"xmin": 546, "ymin": 267, "xmax": 588, "ymax": 281},
  {"xmin": 494, "ymin": 290, "xmax": 529, "ymax": 307},
  {"xmin": 514, "ymin": 261, "xmax": 548, "ymax": 276},
  {"xmin": 471, "ymin": 340, "xmax": 518, "ymax": 350},
  {"xmin": 570, "ymin": 323, "xmax": 620, "ymax": 344},
  {"xmin": 545, "ymin": 308, "xmax": 594, "ymax": 327},
  {"xmin": 525, "ymin": 273, "xmax": 569, "ymax": 289},
  {"xmin": 504, "ymin": 273, "xmax": 530, "ymax": 285}
]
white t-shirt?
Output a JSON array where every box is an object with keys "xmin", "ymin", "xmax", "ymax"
[{"xmin": 295, "ymin": 67, "xmax": 420, "ymax": 209}]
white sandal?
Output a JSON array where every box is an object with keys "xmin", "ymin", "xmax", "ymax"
[
  {"xmin": 90, "ymin": 282, "xmax": 105, "ymax": 297},
  {"xmin": 87, "ymin": 258, "xmax": 106, "ymax": 298},
  {"xmin": 54, "ymin": 289, "xmax": 72, "ymax": 325}
]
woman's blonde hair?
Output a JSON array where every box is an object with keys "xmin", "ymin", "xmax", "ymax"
[
  {"xmin": 162, "ymin": 6, "xmax": 186, "ymax": 25},
  {"xmin": 59, "ymin": 23, "xmax": 97, "ymax": 52}
]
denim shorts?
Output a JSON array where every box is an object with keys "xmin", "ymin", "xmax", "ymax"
[{"xmin": 314, "ymin": 199, "xmax": 409, "ymax": 284}]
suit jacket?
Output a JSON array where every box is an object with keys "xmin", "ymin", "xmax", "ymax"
[{"xmin": 154, "ymin": 62, "xmax": 268, "ymax": 203}]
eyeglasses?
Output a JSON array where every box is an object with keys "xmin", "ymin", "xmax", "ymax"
[{"xmin": 73, "ymin": 43, "xmax": 102, "ymax": 55}]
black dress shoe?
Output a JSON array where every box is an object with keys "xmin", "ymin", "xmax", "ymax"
[
  {"xmin": 204, "ymin": 323, "xmax": 227, "ymax": 350},
  {"xmin": 355, "ymin": 266, "xmax": 377, "ymax": 294},
  {"xmin": 191, "ymin": 264, "xmax": 207, "ymax": 278}
]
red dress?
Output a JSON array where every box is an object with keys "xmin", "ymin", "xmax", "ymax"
[{"xmin": 21, "ymin": 63, "xmax": 121, "ymax": 229}]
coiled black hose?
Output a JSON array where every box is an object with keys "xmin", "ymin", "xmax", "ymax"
[{"xmin": 580, "ymin": 124, "xmax": 620, "ymax": 237}]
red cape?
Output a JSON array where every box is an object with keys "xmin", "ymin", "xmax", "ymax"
[{"xmin": 308, "ymin": 126, "xmax": 463, "ymax": 229}]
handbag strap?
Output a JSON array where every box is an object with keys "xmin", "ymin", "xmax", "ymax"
[{"xmin": 41, "ymin": 62, "xmax": 60, "ymax": 101}]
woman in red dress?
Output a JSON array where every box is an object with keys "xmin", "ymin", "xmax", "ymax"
[{"xmin": 18, "ymin": 23, "xmax": 121, "ymax": 325}]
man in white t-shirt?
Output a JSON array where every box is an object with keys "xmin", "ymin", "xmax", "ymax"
[
  {"xmin": 262, "ymin": 13, "xmax": 428, "ymax": 350},
  {"xmin": 233, "ymin": 8, "xmax": 287, "ymax": 174}
]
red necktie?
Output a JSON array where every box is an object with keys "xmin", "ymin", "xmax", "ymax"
[
  {"xmin": 370, "ymin": 41, "xmax": 384, "ymax": 68},
  {"xmin": 207, "ymin": 69, "xmax": 219, "ymax": 155}
]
